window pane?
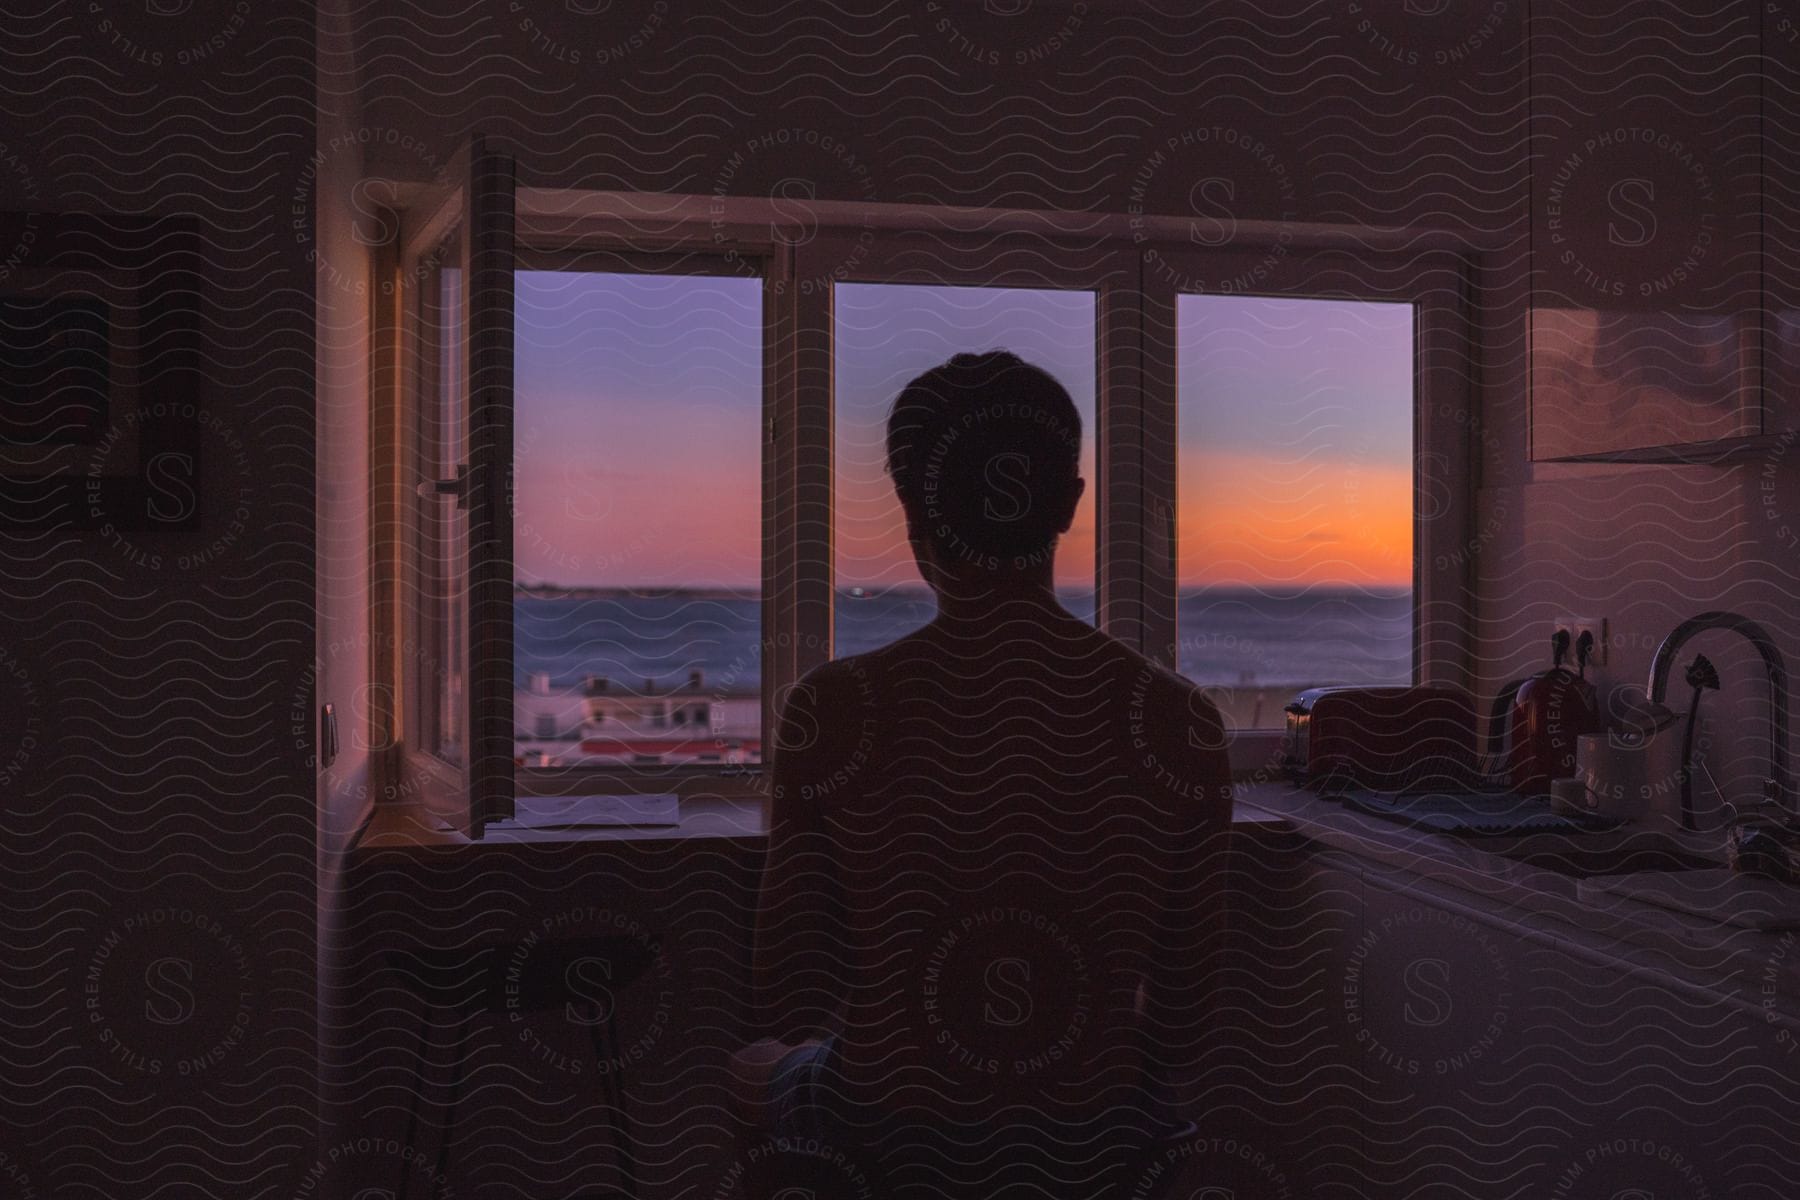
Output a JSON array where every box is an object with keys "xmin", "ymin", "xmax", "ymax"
[
  {"xmin": 415, "ymin": 240, "xmax": 465, "ymax": 767},
  {"xmin": 1176, "ymin": 294, "xmax": 1413, "ymax": 730},
  {"xmin": 512, "ymin": 271, "xmax": 763, "ymax": 770},
  {"xmin": 833, "ymin": 283, "xmax": 1098, "ymax": 654}
]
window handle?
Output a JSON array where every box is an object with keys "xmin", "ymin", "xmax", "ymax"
[{"xmin": 416, "ymin": 463, "xmax": 473, "ymax": 509}]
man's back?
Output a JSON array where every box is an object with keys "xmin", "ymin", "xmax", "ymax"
[
  {"xmin": 755, "ymin": 603, "xmax": 1232, "ymax": 1192},
  {"xmin": 749, "ymin": 351, "xmax": 1233, "ymax": 1196}
]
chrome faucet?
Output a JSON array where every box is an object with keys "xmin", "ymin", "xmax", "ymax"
[{"xmin": 1647, "ymin": 611, "xmax": 1791, "ymax": 812}]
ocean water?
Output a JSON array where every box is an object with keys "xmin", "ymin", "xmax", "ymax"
[{"xmin": 514, "ymin": 587, "xmax": 1411, "ymax": 693}]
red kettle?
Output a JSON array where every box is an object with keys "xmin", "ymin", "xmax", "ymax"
[{"xmin": 1491, "ymin": 630, "xmax": 1602, "ymax": 798}]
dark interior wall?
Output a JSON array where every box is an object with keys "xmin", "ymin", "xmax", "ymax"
[
  {"xmin": 1480, "ymin": 2, "xmax": 1795, "ymax": 813},
  {"xmin": 350, "ymin": 0, "xmax": 1527, "ymax": 232},
  {"xmin": 314, "ymin": 0, "xmax": 380, "ymax": 1188},
  {"xmin": 0, "ymin": 3, "xmax": 317, "ymax": 1196}
]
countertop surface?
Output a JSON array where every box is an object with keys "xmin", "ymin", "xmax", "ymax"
[
  {"xmin": 1233, "ymin": 781, "xmax": 1800, "ymax": 1031},
  {"xmin": 355, "ymin": 779, "xmax": 1800, "ymax": 1028}
]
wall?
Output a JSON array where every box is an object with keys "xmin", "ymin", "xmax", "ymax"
[
  {"xmin": 1472, "ymin": 0, "xmax": 1795, "ymax": 820},
  {"xmin": 0, "ymin": 3, "xmax": 317, "ymax": 1196},
  {"xmin": 314, "ymin": 0, "xmax": 380, "ymax": 1178}
]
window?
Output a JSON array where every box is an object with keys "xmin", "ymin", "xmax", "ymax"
[
  {"xmin": 512, "ymin": 269, "xmax": 763, "ymax": 774},
  {"xmin": 388, "ymin": 139, "xmax": 515, "ymax": 836},
  {"xmin": 417, "ymin": 232, "xmax": 467, "ymax": 769},
  {"xmin": 1136, "ymin": 243, "xmax": 1468, "ymax": 770},
  {"xmin": 379, "ymin": 170, "xmax": 1468, "ymax": 835},
  {"xmin": 1174, "ymin": 294, "xmax": 1415, "ymax": 730}
]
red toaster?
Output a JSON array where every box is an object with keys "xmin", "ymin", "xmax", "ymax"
[{"xmin": 1281, "ymin": 685, "xmax": 1480, "ymax": 791}]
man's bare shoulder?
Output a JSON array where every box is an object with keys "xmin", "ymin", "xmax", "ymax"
[
  {"xmin": 1111, "ymin": 642, "xmax": 1226, "ymax": 730},
  {"xmin": 1098, "ymin": 637, "xmax": 1232, "ymax": 818},
  {"xmin": 772, "ymin": 655, "xmax": 883, "ymax": 794}
]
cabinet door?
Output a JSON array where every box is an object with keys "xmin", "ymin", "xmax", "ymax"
[
  {"xmin": 1528, "ymin": 0, "xmax": 1763, "ymax": 459},
  {"xmin": 1731, "ymin": 930, "xmax": 1800, "ymax": 1197},
  {"xmin": 1354, "ymin": 880, "xmax": 1570, "ymax": 1198},
  {"xmin": 1516, "ymin": 944, "xmax": 1765, "ymax": 1199}
]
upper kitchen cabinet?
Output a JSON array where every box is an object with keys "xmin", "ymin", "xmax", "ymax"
[
  {"xmin": 1528, "ymin": 0, "xmax": 1765, "ymax": 461},
  {"xmin": 1768, "ymin": 0, "xmax": 1800, "ymax": 436}
]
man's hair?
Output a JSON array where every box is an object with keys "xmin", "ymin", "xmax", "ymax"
[{"xmin": 885, "ymin": 351, "xmax": 1083, "ymax": 564}]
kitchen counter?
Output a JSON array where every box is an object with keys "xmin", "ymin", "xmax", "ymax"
[
  {"xmin": 351, "ymin": 779, "xmax": 1800, "ymax": 1033},
  {"xmin": 1234, "ymin": 780, "xmax": 1800, "ymax": 1036},
  {"xmin": 342, "ymin": 777, "xmax": 1800, "ymax": 1196}
]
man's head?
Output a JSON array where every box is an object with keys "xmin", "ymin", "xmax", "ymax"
[{"xmin": 885, "ymin": 351, "xmax": 1085, "ymax": 580}]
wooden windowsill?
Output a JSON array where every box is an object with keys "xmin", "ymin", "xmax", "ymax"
[{"xmin": 355, "ymin": 791, "xmax": 769, "ymax": 850}]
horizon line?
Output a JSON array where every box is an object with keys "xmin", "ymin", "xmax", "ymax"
[{"xmin": 514, "ymin": 582, "xmax": 1414, "ymax": 595}]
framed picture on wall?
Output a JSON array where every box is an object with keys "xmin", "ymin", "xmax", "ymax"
[
  {"xmin": 0, "ymin": 213, "xmax": 204, "ymax": 531},
  {"xmin": 1529, "ymin": 307, "xmax": 1759, "ymax": 460},
  {"xmin": 0, "ymin": 269, "xmax": 141, "ymax": 471}
]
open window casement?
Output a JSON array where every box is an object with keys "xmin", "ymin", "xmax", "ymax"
[{"xmin": 395, "ymin": 136, "xmax": 516, "ymax": 838}]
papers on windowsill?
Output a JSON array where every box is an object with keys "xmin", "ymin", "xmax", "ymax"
[{"xmin": 498, "ymin": 793, "xmax": 681, "ymax": 829}]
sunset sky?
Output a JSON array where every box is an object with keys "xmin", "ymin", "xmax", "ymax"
[
  {"xmin": 1176, "ymin": 292, "xmax": 1414, "ymax": 589},
  {"xmin": 512, "ymin": 273, "xmax": 1414, "ymax": 591}
]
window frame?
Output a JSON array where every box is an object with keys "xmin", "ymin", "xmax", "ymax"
[
  {"xmin": 497, "ymin": 209, "xmax": 797, "ymax": 803},
  {"xmin": 399, "ymin": 222, "xmax": 466, "ymax": 806},
  {"xmin": 1137, "ymin": 240, "xmax": 1474, "ymax": 773},
  {"xmin": 378, "ymin": 139, "xmax": 516, "ymax": 835},
  {"xmin": 373, "ymin": 187, "xmax": 1477, "ymax": 831}
]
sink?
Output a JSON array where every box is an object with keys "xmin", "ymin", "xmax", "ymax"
[
  {"xmin": 1337, "ymin": 787, "xmax": 1621, "ymax": 836},
  {"xmin": 1333, "ymin": 788, "xmax": 1725, "ymax": 876},
  {"xmin": 1481, "ymin": 833, "xmax": 1719, "ymax": 878}
]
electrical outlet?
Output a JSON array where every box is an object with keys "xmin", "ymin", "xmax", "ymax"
[{"xmin": 1555, "ymin": 616, "xmax": 1608, "ymax": 668}]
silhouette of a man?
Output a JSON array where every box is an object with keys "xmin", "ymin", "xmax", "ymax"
[{"xmin": 744, "ymin": 351, "xmax": 1233, "ymax": 1198}]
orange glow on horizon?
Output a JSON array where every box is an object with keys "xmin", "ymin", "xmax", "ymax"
[{"xmin": 1177, "ymin": 452, "xmax": 1412, "ymax": 589}]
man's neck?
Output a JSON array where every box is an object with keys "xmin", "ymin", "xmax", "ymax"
[{"xmin": 927, "ymin": 571, "xmax": 1068, "ymax": 629}]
